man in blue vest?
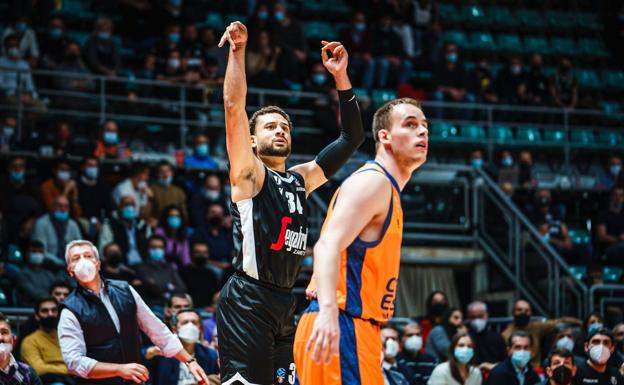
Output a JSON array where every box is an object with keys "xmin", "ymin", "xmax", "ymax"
[{"xmin": 58, "ymin": 240, "xmax": 209, "ymax": 385}]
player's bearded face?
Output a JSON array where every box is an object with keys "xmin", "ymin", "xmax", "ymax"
[{"xmin": 254, "ymin": 114, "xmax": 292, "ymax": 157}]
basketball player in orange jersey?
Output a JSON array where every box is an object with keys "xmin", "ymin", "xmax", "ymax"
[{"xmin": 293, "ymin": 98, "xmax": 428, "ymax": 385}]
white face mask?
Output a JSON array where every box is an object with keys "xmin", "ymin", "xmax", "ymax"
[
  {"xmin": 0, "ymin": 343, "xmax": 13, "ymax": 362},
  {"xmin": 471, "ymin": 318, "xmax": 487, "ymax": 333},
  {"xmin": 57, "ymin": 170, "xmax": 71, "ymax": 182},
  {"xmin": 178, "ymin": 323, "xmax": 200, "ymax": 344},
  {"xmin": 589, "ymin": 344, "xmax": 611, "ymax": 365},
  {"xmin": 404, "ymin": 335, "xmax": 423, "ymax": 353},
  {"xmin": 385, "ymin": 338, "xmax": 399, "ymax": 359},
  {"xmin": 556, "ymin": 336, "xmax": 574, "ymax": 352},
  {"xmin": 73, "ymin": 258, "xmax": 97, "ymax": 282},
  {"xmin": 137, "ymin": 180, "xmax": 148, "ymax": 190}
]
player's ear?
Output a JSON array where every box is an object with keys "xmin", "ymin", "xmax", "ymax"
[
  {"xmin": 250, "ymin": 135, "xmax": 257, "ymax": 150},
  {"xmin": 378, "ymin": 129, "xmax": 391, "ymax": 144}
]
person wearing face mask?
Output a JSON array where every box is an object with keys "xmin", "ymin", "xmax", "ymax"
[
  {"xmin": 397, "ymin": 322, "xmax": 438, "ymax": 385},
  {"xmin": 529, "ymin": 189, "xmax": 578, "ymax": 260},
  {"xmin": 21, "ymin": 297, "xmax": 74, "ymax": 385},
  {"xmin": 0, "ymin": 34, "xmax": 42, "ymax": 109},
  {"xmin": 16, "ymin": 241, "xmax": 60, "ymax": 306},
  {"xmin": 179, "ymin": 241, "xmax": 220, "ymax": 308},
  {"xmin": 541, "ymin": 349, "xmax": 577, "ymax": 385},
  {"xmin": 40, "ymin": 161, "xmax": 82, "ymax": 219},
  {"xmin": 39, "ymin": 16, "xmax": 69, "ymax": 70},
  {"xmin": 486, "ymin": 331, "xmax": 540, "ymax": 385},
  {"xmin": 609, "ymin": 323, "xmax": 624, "ymax": 368},
  {"xmin": 83, "ymin": 18, "xmax": 120, "ymax": 76},
  {"xmin": 100, "ymin": 243, "xmax": 139, "ymax": 285},
  {"xmin": 155, "ymin": 24, "xmax": 182, "ymax": 59},
  {"xmin": 0, "ymin": 115, "xmax": 18, "ymax": 151},
  {"xmin": 596, "ymin": 187, "xmax": 624, "ymax": 264},
  {"xmin": 543, "ymin": 326, "xmax": 586, "ymax": 368},
  {"xmin": 184, "ymin": 134, "xmax": 218, "ymax": 170},
  {"xmin": 432, "ymin": 42, "xmax": 475, "ymax": 120},
  {"xmin": 498, "ymin": 151, "xmax": 520, "ymax": 187},
  {"xmin": 154, "ymin": 205, "xmax": 191, "ymax": 268},
  {"xmin": 59, "ymin": 240, "xmax": 209, "ymax": 385},
  {"xmin": 0, "ymin": 156, "xmax": 40, "ymax": 244},
  {"xmin": 572, "ymin": 328, "xmax": 624, "ymax": 385},
  {"xmin": 426, "ymin": 308, "xmax": 468, "ymax": 362},
  {"xmin": 1, "ymin": 16, "xmax": 39, "ymax": 65},
  {"xmin": 599, "ymin": 156, "xmax": 623, "ymax": 191},
  {"xmin": 147, "ymin": 309, "xmax": 218, "ymax": 385},
  {"xmin": 383, "ymin": 327, "xmax": 411, "ymax": 385},
  {"xmin": 269, "ymin": 3, "xmax": 307, "ymax": 82},
  {"xmin": 494, "ymin": 56, "xmax": 527, "ymax": 105},
  {"xmin": 98, "ymin": 195, "xmax": 152, "ymax": 266},
  {"xmin": 525, "ymin": 54, "xmax": 549, "ymax": 106},
  {"xmin": 77, "ymin": 157, "xmax": 112, "ymax": 222},
  {"xmin": 134, "ymin": 235, "xmax": 187, "ymax": 306},
  {"xmin": 191, "ymin": 203, "xmax": 234, "ymax": 268},
  {"xmin": 576, "ymin": 313, "xmax": 606, "ymax": 357},
  {"xmin": 428, "ymin": 333, "xmax": 481, "ymax": 385},
  {"xmin": 371, "ymin": 14, "xmax": 413, "ymax": 89},
  {"xmin": 93, "ymin": 120, "xmax": 132, "ymax": 161},
  {"xmin": 32, "ymin": 195, "xmax": 83, "ymax": 267},
  {"xmin": 112, "ymin": 163, "xmax": 153, "ymax": 217},
  {"xmin": 150, "ymin": 161, "xmax": 187, "ymax": 221},
  {"xmin": 189, "ymin": 174, "xmax": 227, "ymax": 229},
  {"xmin": 549, "ymin": 57, "xmax": 578, "ymax": 110},
  {"xmin": 0, "ymin": 312, "xmax": 42, "ymax": 385},
  {"xmin": 466, "ymin": 301, "xmax": 507, "ymax": 366},
  {"xmin": 338, "ymin": 11, "xmax": 375, "ymax": 89},
  {"xmin": 419, "ymin": 291, "xmax": 450, "ymax": 346}
]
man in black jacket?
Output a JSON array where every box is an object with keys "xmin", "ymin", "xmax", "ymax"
[
  {"xmin": 487, "ymin": 331, "xmax": 541, "ymax": 385},
  {"xmin": 467, "ymin": 301, "xmax": 507, "ymax": 366}
]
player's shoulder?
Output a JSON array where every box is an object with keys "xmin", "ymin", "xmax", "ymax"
[{"xmin": 342, "ymin": 167, "xmax": 391, "ymax": 192}]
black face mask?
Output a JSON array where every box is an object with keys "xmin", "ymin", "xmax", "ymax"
[
  {"xmin": 107, "ymin": 253, "xmax": 123, "ymax": 268},
  {"xmin": 514, "ymin": 313, "xmax": 530, "ymax": 327},
  {"xmin": 40, "ymin": 316, "xmax": 59, "ymax": 330},
  {"xmin": 538, "ymin": 196, "xmax": 551, "ymax": 207},
  {"xmin": 430, "ymin": 303, "xmax": 447, "ymax": 317},
  {"xmin": 192, "ymin": 255, "xmax": 208, "ymax": 266},
  {"xmin": 207, "ymin": 216, "xmax": 222, "ymax": 228},
  {"xmin": 551, "ymin": 365, "xmax": 573, "ymax": 385}
]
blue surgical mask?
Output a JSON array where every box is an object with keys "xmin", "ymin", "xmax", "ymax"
[
  {"xmin": 85, "ymin": 166, "xmax": 99, "ymax": 180},
  {"xmin": 149, "ymin": 248, "xmax": 166, "ymax": 262},
  {"xmin": 16, "ymin": 22, "xmax": 27, "ymax": 33},
  {"xmin": 9, "ymin": 170, "xmax": 24, "ymax": 183},
  {"xmin": 196, "ymin": 143, "xmax": 209, "ymax": 157},
  {"xmin": 7, "ymin": 47, "xmax": 20, "ymax": 59},
  {"xmin": 274, "ymin": 11, "xmax": 285, "ymax": 22},
  {"xmin": 49, "ymin": 27, "xmax": 63, "ymax": 39},
  {"xmin": 167, "ymin": 215, "xmax": 182, "ymax": 229},
  {"xmin": 53, "ymin": 210, "xmax": 69, "ymax": 221},
  {"xmin": 312, "ymin": 73, "xmax": 326, "ymax": 86},
  {"xmin": 121, "ymin": 205, "xmax": 137, "ymax": 220},
  {"xmin": 588, "ymin": 323, "xmax": 603, "ymax": 334},
  {"xmin": 446, "ymin": 52, "xmax": 458, "ymax": 63},
  {"xmin": 302, "ymin": 256, "xmax": 313, "ymax": 267},
  {"xmin": 610, "ymin": 165, "xmax": 622, "ymax": 177},
  {"xmin": 511, "ymin": 350, "xmax": 531, "ymax": 368},
  {"xmin": 471, "ymin": 158, "xmax": 484, "ymax": 169},
  {"xmin": 454, "ymin": 347, "xmax": 474, "ymax": 364},
  {"xmin": 168, "ymin": 32, "xmax": 180, "ymax": 44},
  {"xmin": 159, "ymin": 176, "xmax": 172, "ymax": 186},
  {"xmin": 354, "ymin": 22, "xmax": 366, "ymax": 32},
  {"xmin": 257, "ymin": 11, "xmax": 269, "ymax": 20},
  {"xmin": 502, "ymin": 156, "xmax": 513, "ymax": 167},
  {"xmin": 103, "ymin": 131, "xmax": 118, "ymax": 144},
  {"xmin": 97, "ymin": 31, "xmax": 111, "ymax": 40}
]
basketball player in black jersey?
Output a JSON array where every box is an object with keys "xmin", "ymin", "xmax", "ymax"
[{"xmin": 216, "ymin": 22, "xmax": 364, "ymax": 385}]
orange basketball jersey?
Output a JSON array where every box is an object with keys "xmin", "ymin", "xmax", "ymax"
[{"xmin": 306, "ymin": 160, "xmax": 403, "ymax": 323}]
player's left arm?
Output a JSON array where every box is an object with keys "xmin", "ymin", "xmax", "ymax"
[{"xmin": 290, "ymin": 41, "xmax": 364, "ymax": 195}]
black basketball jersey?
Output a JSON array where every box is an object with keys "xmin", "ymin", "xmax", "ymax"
[{"xmin": 230, "ymin": 167, "xmax": 309, "ymax": 289}]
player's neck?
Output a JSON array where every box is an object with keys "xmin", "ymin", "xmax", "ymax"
[
  {"xmin": 374, "ymin": 153, "xmax": 411, "ymax": 191},
  {"xmin": 259, "ymin": 155, "xmax": 287, "ymax": 173}
]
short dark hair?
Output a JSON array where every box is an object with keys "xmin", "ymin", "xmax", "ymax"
[
  {"xmin": 172, "ymin": 308, "xmax": 201, "ymax": 326},
  {"xmin": 157, "ymin": 160, "xmax": 173, "ymax": 171},
  {"xmin": 508, "ymin": 330, "xmax": 533, "ymax": 347},
  {"xmin": 191, "ymin": 240, "xmax": 209, "ymax": 250},
  {"xmin": 166, "ymin": 293, "xmax": 194, "ymax": 308},
  {"xmin": 148, "ymin": 234, "xmax": 167, "ymax": 246},
  {"xmin": 586, "ymin": 327, "xmax": 614, "ymax": 343},
  {"xmin": 248, "ymin": 106, "xmax": 292, "ymax": 135},
  {"xmin": 371, "ymin": 98, "xmax": 422, "ymax": 144},
  {"xmin": 49, "ymin": 281, "xmax": 71, "ymax": 294},
  {"xmin": 3, "ymin": 34, "xmax": 19, "ymax": 48},
  {"xmin": 0, "ymin": 312, "xmax": 8, "ymax": 324},
  {"xmin": 129, "ymin": 162, "xmax": 149, "ymax": 177},
  {"xmin": 548, "ymin": 348, "xmax": 575, "ymax": 366},
  {"xmin": 35, "ymin": 296, "xmax": 58, "ymax": 314},
  {"xmin": 29, "ymin": 240, "xmax": 44, "ymax": 249}
]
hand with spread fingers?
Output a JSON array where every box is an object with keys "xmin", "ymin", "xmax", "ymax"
[{"xmin": 218, "ymin": 21, "xmax": 248, "ymax": 51}]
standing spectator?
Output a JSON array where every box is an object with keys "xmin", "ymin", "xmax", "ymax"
[
  {"xmin": 525, "ymin": 54, "xmax": 549, "ymax": 106},
  {"xmin": 98, "ymin": 195, "xmax": 152, "ymax": 266},
  {"xmin": 179, "ymin": 241, "xmax": 220, "ymax": 308},
  {"xmin": 426, "ymin": 308, "xmax": 467, "ymax": 362},
  {"xmin": 397, "ymin": 322, "xmax": 438, "ymax": 385},
  {"xmin": 0, "ymin": 156, "xmax": 40, "ymax": 244},
  {"xmin": 189, "ymin": 174, "xmax": 228, "ymax": 228},
  {"xmin": 406, "ymin": 0, "xmax": 440, "ymax": 61},
  {"xmin": 0, "ymin": 34, "xmax": 44, "ymax": 109},
  {"xmin": 38, "ymin": 16, "xmax": 68, "ymax": 70},
  {"xmin": 39, "ymin": 160, "xmax": 81, "ymax": 219},
  {"xmin": 572, "ymin": 328, "xmax": 624, "ymax": 385},
  {"xmin": 32, "ymin": 196, "xmax": 82, "ymax": 267},
  {"xmin": 383, "ymin": 327, "xmax": 411, "ymax": 385},
  {"xmin": 1, "ymin": 16, "xmax": 39, "ymax": 65},
  {"xmin": 93, "ymin": 120, "xmax": 132, "ymax": 160},
  {"xmin": 151, "ymin": 161, "xmax": 187, "ymax": 220},
  {"xmin": 246, "ymin": 30, "xmax": 282, "ymax": 88},
  {"xmin": 200, "ymin": 27, "xmax": 226, "ymax": 79},
  {"xmin": 598, "ymin": 156, "xmax": 622, "ymax": 191},
  {"xmin": 596, "ymin": 187, "xmax": 624, "ymax": 264},
  {"xmin": 16, "ymin": 241, "xmax": 59, "ymax": 306},
  {"xmin": 420, "ymin": 291, "xmax": 450, "ymax": 346},
  {"xmin": 431, "ymin": 43, "xmax": 475, "ymax": 119},
  {"xmin": 155, "ymin": 24, "xmax": 182, "ymax": 60},
  {"xmin": 134, "ymin": 235, "xmax": 187, "ymax": 306},
  {"xmin": 338, "ymin": 12, "xmax": 374, "ymax": 89},
  {"xmin": 77, "ymin": 157, "xmax": 112, "ymax": 221},
  {"xmin": 154, "ymin": 205, "xmax": 191, "ymax": 268},
  {"xmin": 191, "ymin": 203, "xmax": 233, "ymax": 267},
  {"xmin": 543, "ymin": 349, "xmax": 576, "ymax": 385},
  {"xmin": 550, "ymin": 57, "xmax": 578, "ymax": 110},
  {"xmin": 184, "ymin": 134, "xmax": 218, "ymax": 170},
  {"xmin": 371, "ymin": 14, "xmax": 412, "ymax": 88},
  {"xmin": 83, "ymin": 18, "xmax": 120, "ymax": 77},
  {"xmin": 270, "ymin": 2, "xmax": 307, "ymax": 82},
  {"xmin": 495, "ymin": 56, "xmax": 527, "ymax": 105},
  {"xmin": 112, "ymin": 163, "xmax": 152, "ymax": 217},
  {"xmin": 0, "ymin": 312, "xmax": 42, "ymax": 385},
  {"xmin": 21, "ymin": 297, "xmax": 73, "ymax": 385},
  {"xmin": 55, "ymin": 42, "xmax": 96, "ymax": 97},
  {"xmin": 100, "ymin": 242, "xmax": 139, "ymax": 284},
  {"xmin": 427, "ymin": 333, "xmax": 482, "ymax": 385},
  {"xmin": 485, "ymin": 331, "xmax": 540, "ymax": 385},
  {"xmin": 180, "ymin": 24, "xmax": 202, "ymax": 60},
  {"xmin": 466, "ymin": 301, "xmax": 507, "ymax": 366}
]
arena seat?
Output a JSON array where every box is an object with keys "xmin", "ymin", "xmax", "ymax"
[
  {"xmin": 550, "ymin": 37, "xmax": 578, "ymax": 56},
  {"xmin": 371, "ymin": 89, "xmax": 396, "ymax": 107},
  {"xmin": 545, "ymin": 11, "xmax": 576, "ymax": 29},
  {"xmin": 516, "ymin": 126, "xmax": 542, "ymax": 144},
  {"xmin": 522, "ymin": 36, "xmax": 549, "ymax": 55},
  {"xmin": 430, "ymin": 121, "xmax": 459, "ymax": 140},
  {"xmin": 576, "ymin": 12, "xmax": 602, "ymax": 31},
  {"xmin": 491, "ymin": 125, "xmax": 513, "ymax": 144},
  {"xmin": 578, "ymin": 38, "xmax": 610, "ymax": 58},
  {"xmin": 602, "ymin": 71, "xmax": 624, "ymax": 90},
  {"xmin": 603, "ymin": 266, "xmax": 623, "ymax": 283},
  {"xmin": 303, "ymin": 21, "xmax": 336, "ymax": 40},
  {"xmin": 575, "ymin": 69, "xmax": 602, "ymax": 89},
  {"xmin": 469, "ymin": 31, "xmax": 496, "ymax": 51},
  {"xmin": 496, "ymin": 34, "xmax": 523, "ymax": 53},
  {"xmin": 543, "ymin": 128, "xmax": 566, "ymax": 145},
  {"xmin": 569, "ymin": 265, "xmax": 587, "ymax": 281},
  {"xmin": 442, "ymin": 30, "xmax": 468, "ymax": 48},
  {"xmin": 461, "ymin": 5, "xmax": 489, "ymax": 25},
  {"xmin": 204, "ymin": 12, "xmax": 225, "ymax": 31},
  {"xmin": 460, "ymin": 124, "xmax": 486, "ymax": 141},
  {"xmin": 597, "ymin": 130, "xmax": 623, "ymax": 147},
  {"xmin": 515, "ymin": 9, "xmax": 545, "ymax": 28},
  {"xmin": 571, "ymin": 129, "xmax": 596, "ymax": 146},
  {"xmin": 569, "ymin": 229, "xmax": 591, "ymax": 246},
  {"xmin": 437, "ymin": 3, "xmax": 462, "ymax": 23},
  {"xmin": 489, "ymin": 7, "xmax": 518, "ymax": 27}
]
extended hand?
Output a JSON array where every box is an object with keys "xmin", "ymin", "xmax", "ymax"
[
  {"xmin": 218, "ymin": 21, "xmax": 248, "ymax": 51},
  {"xmin": 118, "ymin": 363, "xmax": 149, "ymax": 384},
  {"xmin": 321, "ymin": 40, "xmax": 348, "ymax": 76},
  {"xmin": 305, "ymin": 308, "xmax": 340, "ymax": 364},
  {"xmin": 187, "ymin": 361, "xmax": 210, "ymax": 384}
]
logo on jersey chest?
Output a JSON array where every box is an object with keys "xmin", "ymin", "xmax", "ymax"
[{"xmin": 270, "ymin": 216, "xmax": 308, "ymax": 255}]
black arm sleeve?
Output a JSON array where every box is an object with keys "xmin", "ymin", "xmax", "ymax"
[{"xmin": 315, "ymin": 88, "xmax": 365, "ymax": 178}]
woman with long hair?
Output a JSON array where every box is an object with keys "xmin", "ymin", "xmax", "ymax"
[
  {"xmin": 426, "ymin": 307, "xmax": 467, "ymax": 361},
  {"xmin": 154, "ymin": 204, "xmax": 191, "ymax": 268},
  {"xmin": 428, "ymin": 333, "xmax": 482, "ymax": 385},
  {"xmin": 420, "ymin": 291, "xmax": 450, "ymax": 346}
]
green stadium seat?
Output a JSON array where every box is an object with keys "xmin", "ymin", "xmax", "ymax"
[
  {"xmin": 569, "ymin": 265, "xmax": 587, "ymax": 281},
  {"xmin": 225, "ymin": 14, "xmax": 247, "ymax": 25},
  {"xmin": 600, "ymin": 101, "xmax": 621, "ymax": 116},
  {"xmin": 58, "ymin": 0, "xmax": 96, "ymax": 21},
  {"xmin": 576, "ymin": 13, "xmax": 602, "ymax": 31},
  {"xmin": 66, "ymin": 31, "xmax": 90, "ymax": 46},
  {"xmin": 0, "ymin": 289, "xmax": 6, "ymax": 306},
  {"xmin": 598, "ymin": 130, "xmax": 623, "ymax": 147},
  {"xmin": 442, "ymin": 31, "xmax": 468, "ymax": 48},
  {"xmin": 545, "ymin": 11, "xmax": 576, "ymax": 29},
  {"xmin": 571, "ymin": 129, "xmax": 595, "ymax": 145},
  {"xmin": 462, "ymin": 5, "xmax": 488, "ymax": 25},
  {"xmin": 469, "ymin": 32, "xmax": 495, "ymax": 50},
  {"xmin": 353, "ymin": 88, "xmax": 369, "ymax": 98},
  {"xmin": 575, "ymin": 69, "xmax": 602, "ymax": 89},
  {"xmin": 550, "ymin": 37, "xmax": 578, "ymax": 56},
  {"xmin": 523, "ymin": 36, "xmax": 549, "ymax": 55},
  {"xmin": 204, "ymin": 13, "xmax": 225, "ymax": 31},
  {"xmin": 438, "ymin": 3, "xmax": 462, "ymax": 22},
  {"xmin": 543, "ymin": 67, "xmax": 557, "ymax": 77},
  {"xmin": 603, "ymin": 266, "xmax": 623, "ymax": 283},
  {"xmin": 601, "ymin": 71, "xmax": 624, "ymax": 90},
  {"xmin": 516, "ymin": 127, "xmax": 542, "ymax": 144},
  {"xmin": 496, "ymin": 34, "xmax": 523, "ymax": 53},
  {"xmin": 371, "ymin": 89, "xmax": 396, "ymax": 107},
  {"xmin": 461, "ymin": 124, "xmax": 486, "ymax": 140},
  {"xmin": 569, "ymin": 229, "xmax": 591, "ymax": 245},
  {"xmin": 489, "ymin": 7, "xmax": 517, "ymax": 26},
  {"xmin": 7, "ymin": 244, "xmax": 22, "ymax": 264},
  {"xmin": 491, "ymin": 125, "xmax": 513, "ymax": 144},
  {"xmin": 543, "ymin": 128, "xmax": 566, "ymax": 145},
  {"xmin": 303, "ymin": 21, "xmax": 336, "ymax": 40},
  {"xmin": 578, "ymin": 38, "xmax": 610, "ymax": 57},
  {"xmin": 515, "ymin": 9, "xmax": 545, "ymax": 28},
  {"xmin": 430, "ymin": 121, "xmax": 458, "ymax": 139}
]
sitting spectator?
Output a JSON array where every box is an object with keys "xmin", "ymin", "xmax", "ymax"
[
  {"xmin": 49, "ymin": 281, "xmax": 71, "ymax": 304},
  {"xmin": 598, "ymin": 156, "xmax": 622, "ymax": 191},
  {"xmin": 486, "ymin": 331, "xmax": 540, "ymax": 385},
  {"xmin": 154, "ymin": 205, "xmax": 191, "ymax": 268},
  {"xmin": 530, "ymin": 190, "xmax": 573, "ymax": 256},
  {"xmin": 189, "ymin": 174, "xmax": 228, "ymax": 228},
  {"xmin": 16, "ymin": 241, "xmax": 60, "ymax": 305},
  {"xmin": 0, "ymin": 312, "xmax": 42, "ymax": 385},
  {"xmin": 192, "ymin": 203, "xmax": 233, "ymax": 268},
  {"xmin": 0, "ymin": 156, "xmax": 40, "ymax": 244},
  {"xmin": 596, "ymin": 187, "xmax": 624, "ymax": 264},
  {"xmin": 426, "ymin": 308, "xmax": 467, "ymax": 362},
  {"xmin": 420, "ymin": 291, "xmax": 450, "ymax": 346},
  {"xmin": 21, "ymin": 297, "xmax": 73, "ymax": 385},
  {"xmin": 397, "ymin": 322, "xmax": 437, "ymax": 385},
  {"xmin": 498, "ymin": 151, "xmax": 519, "ymax": 186},
  {"xmin": 246, "ymin": 30, "xmax": 282, "ymax": 89},
  {"xmin": 306, "ymin": 62, "xmax": 331, "ymax": 93},
  {"xmin": 135, "ymin": 235, "xmax": 187, "ymax": 306},
  {"xmin": 338, "ymin": 12, "xmax": 374, "ymax": 89},
  {"xmin": 155, "ymin": 23, "xmax": 182, "ymax": 60},
  {"xmin": 549, "ymin": 57, "xmax": 577, "ymax": 110},
  {"xmin": 525, "ymin": 54, "xmax": 549, "ymax": 106},
  {"xmin": 38, "ymin": 16, "xmax": 68, "ymax": 70},
  {"xmin": 0, "ymin": 115, "xmax": 17, "ymax": 151},
  {"xmin": 543, "ymin": 325, "xmax": 586, "ymax": 367},
  {"xmin": 572, "ymin": 328, "xmax": 624, "ymax": 385},
  {"xmin": 180, "ymin": 241, "xmax": 220, "ymax": 308},
  {"xmin": 0, "ymin": 34, "xmax": 44, "ymax": 109},
  {"xmin": 199, "ymin": 27, "xmax": 226, "ymax": 81},
  {"xmin": 98, "ymin": 195, "xmax": 152, "ymax": 266},
  {"xmin": 100, "ymin": 242, "xmax": 139, "ymax": 284},
  {"xmin": 84, "ymin": 18, "xmax": 120, "ymax": 77},
  {"xmin": 383, "ymin": 327, "xmax": 410, "ymax": 385},
  {"xmin": 518, "ymin": 150, "xmax": 536, "ymax": 188},
  {"xmin": 466, "ymin": 301, "xmax": 506, "ymax": 366},
  {"xmin": 270, "ymin": 2, "xmax": 307, "ymax": 83},
  {"xmin": 45, "ymin": 121, "xmax": 81, "ymax": 158},
  {"xmin": 611, "ymin": 323, "xmax": 624, "ymax": 368},
  {"xmin": 151, "ymin": 161, "xmax": 187, "ymax": 221},
  {"xmin": 163, "ymin": 293, "xmax": 193, "ymax": 329},
  {"xmin": 93, "ymin": 119, "xmax": 132, "ymax": 160},
  {"xmin": 184, "ymin": 134, "xmax": 218, "ymax": 170},
  {"xmin": 2, "ymin": 16, "xmax": 39, "ymax": 66},
  {"xmin": 427, "ymin": 333, "xmax": 482, "ymax": 385},
  {"xmin": 17, "ymin": 282, "xmax": 73, "ymax": 345},
  {"xmin": 473, "ymin": 59, "xmax": 498, "ymax": 104},
  {"xmin": 495, "ymin": 56, "xmax": 527, "ymax": 105},
  {"xmin": 40, "ymin": 160, "xmax": 81, "ymax": 219},
  {"xmin": 112, "ymin": 163, "xmax": 152, "ymax": 217},
  {"xmin": 432, "ymin": 43, "xmax": 475, "ymax": 120},
  {"xmin": 180, "ymin": 24, "xmax": 201, "ymax": 60},
  {"xmin": 55, "ymin": 41, "xmax": 96, "ymax": 96},
  {"xmin": 543, "ymin": 349, "xmax": 576, "ymax": 385},
  {"xmin": 371, "ymin": 14, "xmax": 412, "ymax": 88},
  {"xmin": 156, "ymin": 49, "xmax": 186, "ymax": 84},
  {"xmin": 578, "ymin": 313, "xmax": 606, "ymax": 354},
  {"xmin": 77, "ymin": 157, "xmax": 112, "ymax": 222},
  {"xmin": 405, "ymin": 0, "xmax": 440, "ymax": 63},
  {"xmin": 32, "ymin": 196, "xmax": 82, "ymax": 266}
]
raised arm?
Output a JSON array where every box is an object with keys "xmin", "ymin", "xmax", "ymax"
[
  {"xmin": 218, "ymin": 21, "xmax": 265, "ymax": 202},
  {"xmin": 290, "ymin": 41, "xmax": 364, "ymax": 195},
  {"xmin": 305, "ymin": 171, "xmax": 391, "ymax": 363}
]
